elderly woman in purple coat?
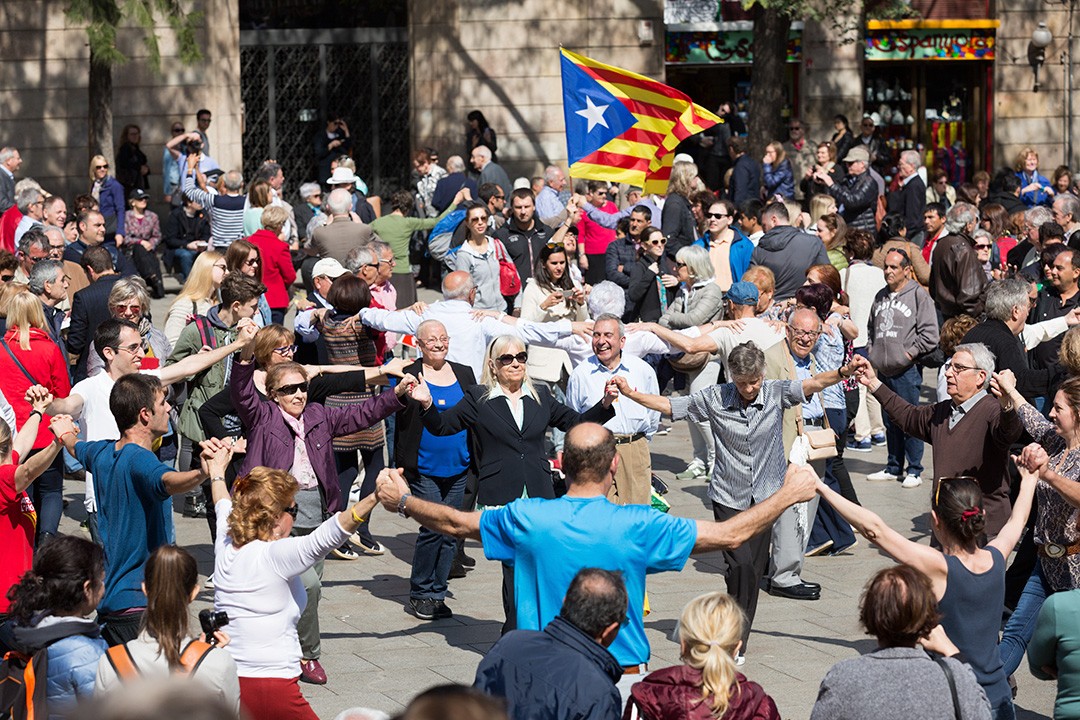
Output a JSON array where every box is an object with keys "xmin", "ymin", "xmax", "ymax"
[{"xmin": 230, "ymin": 350, "xmax": 416, "ymax": 684}]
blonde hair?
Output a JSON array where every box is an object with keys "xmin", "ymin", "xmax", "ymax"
[
  {"xmin": 678, "ymin": 592, "xmax": 746, "ymax": 717},
  {"xmin": 261, "ymin": 205, "xmax": 289, "ymax": 233},
  {"xmin": 6, "ymin": 291, "xmax": 47, "ymax": 350},
  {"xmin": 1059, "ymin": 326, "xmax": 1080, "ymax": 377},
  {"xmin": 809, "ymin": 194, "xmax": 836, "ymax": 225},
  {"xmin": 766, "ymin": 141, "xmax": 786, "ymax": 164},
  {"xmin": 0, "ymin": 282, "xmax": 30, "ymax": 319},
  {"xmin": 172, "ymin": 251, "xmax": 224, "ymax": 307},
  {"xmin": 480, "ymin": 336, "xmax": 538, "ymax": 402},
  {"xmin": 253, "ymin": 324, "xmax": 296, "ymax": 368},
  {"xmin": 108, "ymin": 276, "xmax": 151, "ymax": 315},
  {"xmin": 668, "ymin": 161, "xmax": 699, "ymax": 199},
  {"xmin": 88, "ymin": 154, "xmax": 109, "ymax": 181},
  {"xmin": 1014, "ymin": 146, "xmax": 1039, "ymax": 172},
  {"xmin": 227, "ymin": 467, "xmax": 299, "ymax": 547}
]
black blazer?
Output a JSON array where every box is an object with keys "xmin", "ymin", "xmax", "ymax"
[
  {"xmin": 394, "ymin": 359, "xmax": 477, "ymax": 481},
  {"xmin": 67, "ymin": 274, "xmax": 124, "ymax": 383},
  {"xmin": 421, "ymin": 383, "xmax": 615, "ymax": 506}
]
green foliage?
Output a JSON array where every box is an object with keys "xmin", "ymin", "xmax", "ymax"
[
  {"xmin": 66, "ymin": 0, "xmax": 204, "ymax": 71},
  {"xmin": 739, "ymin": 0, "xmax": 918, "ymax": 39}
]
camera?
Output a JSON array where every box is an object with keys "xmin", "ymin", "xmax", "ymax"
[
  {"xmin": 199, "ymin": 609, "xmax": 229, "ymax": 645},
  {"xmin": 187, "ymin": 138, "xmax": 203, "ymax": 155}
]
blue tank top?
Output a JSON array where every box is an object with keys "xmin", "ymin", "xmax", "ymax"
[
  {"xmin": 417, "ymin": 379, "xmax": 470, "ymax": 478},
  {"xmin": 939, "ymin": 546, "xmax": 1011, "ymax": 708}
]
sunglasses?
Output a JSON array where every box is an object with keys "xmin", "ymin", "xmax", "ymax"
[
  {"xmin": 0, "ymin": 273, "xmax": 14, "ymax": 282},
  {"xmin": 172, "ymin": 127, "xmax": 185, "ymax": 134},
  {"xmin": 706, "ymin": 212, "xmax": 729, "ymax": 219},
  {"xmin": 95, "ymin": 164, "xmax": 109, "ymax": 170},
  {"xmin": 273, "ymin": 345, "xmax": 298, "ymax": 356},
  {"xmin": 974, "ymin": 244, "xmax": 992, "ymax": 250},
  {"xmin": 283, "ymin": 504, "xmax": 299, "ymax": 518},
  {"xmin": 545, "ymin": 240, "xmax": 565, "ymax": 249},
  {"xmin": 934, "ymin": 476, "xmax": 975, "ymax": 507},
  {"xmin": 112, "ymin": 304, "xmax": 142, "ymax": 315},
  {"xmin": 496, "ymin": 352, "xmax": 528, "ymax": 366},
  {"xmin": 244, "ymin": 258, "xmax": 260, "ymax": 266},
  {"xmin": 275, "ymin": 381, "xmax": 309, "ymax": 396},
  {"xmin": 647, "ymin": 238, "xmax": 667, "ymax": 246},
  {"xmin": 675, "ymin": 261, "xmax": 688, "ymax": 268}
]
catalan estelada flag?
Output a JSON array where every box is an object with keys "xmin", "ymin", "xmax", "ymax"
[{"xmin": 560, "ymin": 48, "xmax": 720, "ymax": 195}]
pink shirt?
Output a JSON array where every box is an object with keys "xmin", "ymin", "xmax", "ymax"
[
  {"xmin": 579, "ymin": 200, "xmax": 617, "ymax": 255},
  {"xmin": 370, "ymin": 280, "xmax": 398, "ymax": 348}
]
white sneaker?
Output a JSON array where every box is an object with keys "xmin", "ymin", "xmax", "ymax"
[
  {"xmin": 734, "ymin": 652, "xmax": 745, "ymax": 667},
  {"xmin": 867, "ymin": 470, "xmax": 899, "ymax": 482},
  {"xmin": 901, "ymin": 475, "xmax": 923, "ymax": 489},
  {"xmin": 675, "ymin": 461, "xmax": 706, "ymax": 480}
]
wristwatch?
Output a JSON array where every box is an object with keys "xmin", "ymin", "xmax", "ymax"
[
  {"xmin": 211, "ymin": 475, "xmax": 226, "ymax": 484},
  {"xmin": 397, "ymin": 493, "xmax": 412, "ymax": 519}
]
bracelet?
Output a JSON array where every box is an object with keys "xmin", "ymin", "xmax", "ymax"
[
  {"xmin": 351, "ymin": 507, "xmax": 366, "ymax": 525},
  {"xmin": 28, "ymin": 410, "xmax": 42, "ymax": 420},
  {"xmin": 59, "ymin": 430, "xmax": 77, "ymax": 442},
  {"xmin": 210, "ymin": 475, "xmax": 226, "ymax": 484}
]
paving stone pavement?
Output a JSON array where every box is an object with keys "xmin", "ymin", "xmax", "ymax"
[{"xmin": 56, "ymin": 287, "xmax": 1051, "ymax": 719}]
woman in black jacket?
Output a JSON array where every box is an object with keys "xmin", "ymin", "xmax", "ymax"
[
  {"xmin": 409, "ymin": 333, "xmax": 616, "ymax": 630},
  {"xmin": 626, "ymin": 226, "xmax": 679, "ymax": 322},
  {"xmin": 661, "ymin": 160, "xmax": 700, "ymax": 258}
]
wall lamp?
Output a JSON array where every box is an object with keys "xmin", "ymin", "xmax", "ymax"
[{"xmin": 1029, "ymin": 22, "xmax": 1053, "ymax": 92}]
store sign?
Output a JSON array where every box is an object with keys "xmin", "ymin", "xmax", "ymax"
[
  {"xmin": 865, "ymin": 29, "xmax": 995, "ymax": 61},
  {"xmin": 666, "ymin": 31, "xmax": 802, "ymax": 65}
]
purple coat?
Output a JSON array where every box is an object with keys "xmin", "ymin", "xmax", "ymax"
[{"xmin": 230, "ymin": 361, "xmax": 404, "ymax": 512}]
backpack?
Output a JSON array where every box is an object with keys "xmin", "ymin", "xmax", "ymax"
[
  {"xmin": 427, "ymin": 209, "xmax": 467, "ymax": 271},
  {"xmin": 104, "ymin": 639, "xmax": 216, "ymax": 681},
  {"xmin": 0, "ymin": 649, "xmax": 49, "ymax": 720},
  {"xmin": 189, "ymin": 315, "xmax": 220, "ymax": 350}
]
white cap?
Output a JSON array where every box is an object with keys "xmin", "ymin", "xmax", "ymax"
[{"xmin": 312, "ymin": 257, "xmax": 349, "ymax": 279}]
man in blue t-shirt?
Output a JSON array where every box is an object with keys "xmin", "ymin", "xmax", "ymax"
[
  {"xmin": 52, "ymin": 373, "xmax": 232, "ymax": 646},
  {"xmin": 376, "ymin": 422, "xmax": 816, "ymax": 674}
]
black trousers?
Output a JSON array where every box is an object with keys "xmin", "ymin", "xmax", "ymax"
[{"xmin": 712, "ymin": 501, "xmax": 773, "ymax": 650}]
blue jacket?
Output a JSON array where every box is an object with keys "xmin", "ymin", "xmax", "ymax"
[
  {"xmin": 7, "ymin": 615, "xmax": 107, "ymax": 720},
  {"xmin": 96, "ymin": 176, "xmax": 127, "ymax": 237},
  {"xmin": 763, "ymin": 158, "xmax": 795, "ymax": 200},
  {"xmin": 1016, "ymin": 170, "xmax": 1053, "ymax": 207},
  {"xmin": 474, "ymin": 616, "xmax": 622, "ymax": 720},
  {"xmin": 694, "ymin": 227, "xmax": 754, "ymax": 283}
]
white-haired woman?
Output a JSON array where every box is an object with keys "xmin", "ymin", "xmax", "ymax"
[
  {"xmin": 408, "ymin": 335, "xmax": 617, "ymax": 631},
  {"xmin": 86, "ymin": 277, "xmax": 172, "ymax": 377},
  {"xmin": 660, "ymin": 244, "xmax": 724, "ymax": 482}
]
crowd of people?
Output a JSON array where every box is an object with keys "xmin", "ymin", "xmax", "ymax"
[{"xmin": 2, "ymin": 103, "xmax": 1080, "ymax": 720}]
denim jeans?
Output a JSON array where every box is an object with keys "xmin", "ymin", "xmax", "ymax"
[
  {"xmin": 1000, "ymin": 563, "xmax": 1053, "ymax": 675},
  {"xmin": 808, "ymin": 408, "xmax": 857, "ymax": 552},
  {"xmin": 29, "ymin": 451, "xmax": 64, "ymax": 541},
  {"xmin": 881, "ymin": 364, "xmax": 925, "ymax": 477},
  {"xmin": 408, "ymin": 471, "xmax": 467, "ymax": 600},
  {"xmin": 173, "ymin": 247, "xmax": 197, "ymax": 280}
]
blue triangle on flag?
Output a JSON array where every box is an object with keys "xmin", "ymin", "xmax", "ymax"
[{"xmin": 561, "ymin": 54, "xmax": 639, "ymax": 165}]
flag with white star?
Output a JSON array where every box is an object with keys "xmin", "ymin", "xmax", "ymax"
[{"xmin": 560, "ymin": 48, "xmax": 720, "ymax": 193}]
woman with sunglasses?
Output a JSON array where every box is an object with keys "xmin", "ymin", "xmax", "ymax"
[
  {"xmin": 86, "ymin": 277, "xmax": 171, "ymax": 378},
  {"xmin": 207, "ymin": 465, "xmax": 380, "ymax": 720},
  {"xmin": 454, "ymin": 201, "xmax": 506, "ymax": 311},
  {"xmin": 89, "ymin": 154, "xmax": 127, "ymax": 246},
  {"xmin": 693, "ymin": 200, "xmax": 751, "ymax": 292},
  {"xmin": 409, "ymin": 334, "xmax": 617, "ymax": 631},
  {"xmin": 816, "ymin": 460, "xmax": 1038, "ymax": 720},
  {"xmin": 165, "ymin": 251, "xmax": 227, "ymax": 347},
  {"xmin": 224, "ymin": 238, "xmax": 271, "ymax": 326},
  {"xmin": 229, "ymin": 341, "xmax": 416, "ymax": 688},
  {"xmin": 626, "ymin": 226, "xmax": 678, "ymax": 322},
  {"xmin": 990, "ymin": 371, "xmax": 1080, "ymax": 683}
]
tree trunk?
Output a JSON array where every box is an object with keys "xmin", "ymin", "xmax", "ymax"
[
  {"xmin": 748, "ymin": 5, "xmax": 792, "ymax": 159},
  {"xmin": 88, "ymin": 47, "xmax": 113, "ymax": 164}
]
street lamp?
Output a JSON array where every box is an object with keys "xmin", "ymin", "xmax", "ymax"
[{"xmin": 1030, "ymin": 22, "xmax": 1053, "ymax": 92}]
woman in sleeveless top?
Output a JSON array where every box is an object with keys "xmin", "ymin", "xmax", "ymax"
[{"xmin": 817, "ymin": 468, "xmax": 1038, "ymax": 720}]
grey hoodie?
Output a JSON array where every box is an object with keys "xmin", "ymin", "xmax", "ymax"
[
  {"xmin": 866, "ymin": 279, "xmax": 940, "ymax": 377},
  {"xmin": 750, "ymin": 225, "xmax": 830, "ymax": 301}
]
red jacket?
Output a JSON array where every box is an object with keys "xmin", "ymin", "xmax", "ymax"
[
  {"xmin": 625, "ymin": 666, "xmax": 779, "ymax": 720},
  {"xmin": 0, "ymin": 205, "xmax": 22, "ymax": 254},
  {"xmin": 248, "ymin": 229, "xmax": 297, "ymax": 309},
  {"xmin": 0, "ymin": 327, "xmax": 71, "ymax": 449}
]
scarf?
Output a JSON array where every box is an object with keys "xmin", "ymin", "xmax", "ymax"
[
  {"xmin": 278, "ymin": 408, "xmax": 318, "ymax": 489},
  {"xmin": 92, "ymin": 178, "xmax": 103, "ymax": 201}
]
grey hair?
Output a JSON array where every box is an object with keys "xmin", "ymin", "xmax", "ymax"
[
  {"xmin": 446, "ymin": 155, "xmax": 465, "ymax": 173},
  {"xmin": 899, "ymin": 149, "xmax": 922, "ymax": 168},
  {"xmin": 972, "ymin": 228, "xmax": 993, "ymax": 243},
  {"xmin": 345, "ymin": 245, "xmax": 377, "ymax": 273},
  {"xmin": 543, "ymin": 165, "xmax": 563, "ymax": 184},
  {"xmin": 675, "ymin": 245, "xmax": 714, "ymax": 282},
  {"xmin": 326, "ymin": 188, "xmax": 353, "ymax": 215},
  {"xmin": 333, "ymin": 708, "xmax": 390, "ymax": 720},
  {"xmin": 223, "ymin": 171, "xmax": 244, "ymax": 192},
  {"xmin": 17, "ymin": 227, "xmax": 48, "ymax": 257},
  {"xmin": 945, "ymin": 202, "xmax": 979, "ymax": 235},
  {"xmin": 728, "ymin": 341, "xmax": 766, "ymax": 379},
  {"xmin": 369, "ymin": 240, "xmax": 391, "ymax": 259},
  {"xmin": 415, "ymin": 319, "xmax": 447, "ymax": 340},
  {"xmin": 442, "ymin": 273, "xmax": 475, "ymax": 300},
  {"xmin": 983, "ymin": 278, "xmax": 1031, "ymax": 323},
  {"xmin": 953, "ymin": 342, "xmax": 995, "ymax": 389},
  {"xmin": 1026, "ymin": 205, "xmax": 1054, "ymax": 228},
  {"xmin": 587, "ymin": 281, "xmax": 626, "ymax": 318},
  {"xmin": 0, "ymin": 147, "xmax": 17, "ymax": 165},
  {"xmin": 593, "ymin": 313, "xmax": 625, "ymax": 338},
  {"xmin": 472, "ymin": 145, "xmax": 492, "ymax": 162},
  {"xmin": 15, "ymin": 186, "xmax": 42, "ymax": 214},
  {"xmin": 1057, "ymin": 193, "xmax": 1080, "ymax": 222},
  {"xmin": 108, "ymin": 276, "xmax": 151, "ymax": 313},
  {"xmin": 28, "ymin": 259, "xmax": 64, "ymax": 295},
  {"xmin": 299, "ymin": 182, "xmax": 321, "ymax": 200},
  {"xmin": 14, "ymin": 178, "xmax": 41, "ymax": 195}
]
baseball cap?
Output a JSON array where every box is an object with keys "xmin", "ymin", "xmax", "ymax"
[
  {"xmin": 312, "ymin": 258, "xmax": 349, "ymax": 279},
  {"xmin": 842, "ymin": 146, "xmax": 870, "ymax": 164},
  {"xmin": 726, "ymin": 281, "xmax": 760, "ymax": 306}
]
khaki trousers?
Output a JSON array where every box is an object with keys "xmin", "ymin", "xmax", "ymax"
[{"xmin": 608, "ymin": 437, "xmax": 653, "ymax": 506}]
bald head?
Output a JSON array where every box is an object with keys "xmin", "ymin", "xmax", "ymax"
[
  {"xmin": 442, "ymin": 270, "xmax": 476, "ymax": 302},
  {"xmin": 563, "ymin": 423, "xmax": 617, "ymax": 484},
  {"xmin": 416, "ymin": 319, "xmax": 447, "ymax": 340}
]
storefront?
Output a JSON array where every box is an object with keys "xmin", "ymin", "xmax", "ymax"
[{"xmin": 862, "ymin": 20, "xmax": 998, "ymax": 182}]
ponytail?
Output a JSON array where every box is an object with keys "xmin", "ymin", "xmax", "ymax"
[
  {"xmin": 677, "ymin": 592, "xmax": 745, "ymax": 717},
  {"xmin": 7, "ymin": 535, "xmax": 103, "ymax": 625},
  {"xmin": 142, "ymin": 545, "xmax": 199, "ymax": 669}
]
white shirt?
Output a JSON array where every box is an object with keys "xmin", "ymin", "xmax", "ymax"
[
  {"xmin": 69, "ymin": 368, "xmax": 162, "ymax": 512},
  {"xmin": 0, "ymin": 388, "xmax": 16, "ymax": 435},
  {"xmin": 359, "ymin": 300, "xmax": 573, "ymax": 379},
  {"xmin": 567, "ymin": 355, "xmax": 659, "ymax": 436},
  {"xmin": 293, "ymin": 294, "xmax": 333, "ymax": 342},
  {"xmin": 706, "ymin": 318, "xmax": 785, "ymax": 376},
  {"xmin": 555, "ymin": 327, "xmax": 695, "ymax": 367}
]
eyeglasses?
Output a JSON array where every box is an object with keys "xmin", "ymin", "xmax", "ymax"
[
  {"xmin": 422, "ymin": 336, "xmax": 450, "ymax": 346},
  {"xmin": 95, "ymin": 164, "xmax": 109, "ymax": 170},
  {"xmin": 171, "ymin": 127, "xmax": 185, "ymax": 134},
  {"xmin": 379, "ymin": 258, "xmax": 396, "ymax": 267},
  {"xmin": 273, "ymin": 345, "xmax": 298, "ymax": 356},
  {"xmin": 706, "ymin": 212, "xmax": 729, "ymax": 219},
  {"xmin": 48, "ymin": 244, "xmax": 65, "ymax": 254},
  {"xmin": 469, "ymin": 216, "xmax": 489, "ymax": 224},
  {"xmin": 275, "ymin": 381, "xmax": 309, "ymax": 396},
  {"xmin": 112, "ymin": 304, "xmax": 142, "ymax": 315},
  {"xmin": 283, "ymin": 504, "xmax": 299, "ymax": 518},
  {"xmin": 244, "ymin": 258, "xmax": 260, "ymax": 267},
  {"xmin": 496, "ymin": 351, "xmax": 528, "ymax": 366},
  {"xmin": 112, "ymin": 342, "xmax": 143, "ymax": 355},
  {"xmin": 787, "ymin": 326, "xmax": 821, "ymax": 339},
  {"xmin": 647, "ymin": 238, "xmax": 667, "ymax": 246},
  {"xmin": 675, "ymin": 261, "xmax": 687, "ymax": 268},
  {"xmin": 213, "ymin": 263, "xmax": 227, "ymax": 271},
  {"xmin": 310, "ymin": 193, "xmax": 323, "ymax": 198},
  {"xmin": 365, "ymin": 262, "xmax": 380, "ymax": 269},
  {"xmin": 943, "ymin": 360, "xmax": 979, "ymax": 375},
  {"xmin": 974, "ymin": 244, "xmax": 992, "ymax": 250}
]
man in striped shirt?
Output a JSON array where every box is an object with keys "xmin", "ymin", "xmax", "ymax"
[{"xmin": 182, "ymin": 155, "xmax": 246, "ymax": 249}]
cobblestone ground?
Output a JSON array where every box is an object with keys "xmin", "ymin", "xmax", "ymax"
[{"xmin": 55, "ymin": 288, "xmax": 1053, "ymax": 719}]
